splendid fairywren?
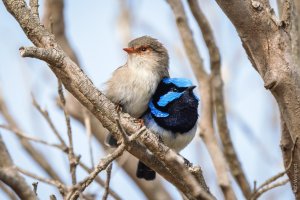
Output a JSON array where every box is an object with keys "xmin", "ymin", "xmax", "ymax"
[
  {"xmin": 105, "ymin": 36, "xmax": 169, "ymax": 145},
  {"xmin": 136, "ymin": 77, "xmax": 199, "ymax": 180}
]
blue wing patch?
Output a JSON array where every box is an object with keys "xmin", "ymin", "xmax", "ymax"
[
  {"xmin": 162, "ymin": 78, "xmax": 193, "ymax": 88},
  {"xmin": 149, "ymin": 101, "xmax": 169, "ymax": 118},
  {"xmin": 157, "ymin": 91, "xmax": 183, "ymax": 107}
]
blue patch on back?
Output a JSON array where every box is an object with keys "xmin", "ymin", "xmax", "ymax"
[
  {"xmin": 149, "ymin": 101, "xmax": 169, "ymax": 118},
  {"xmin": 162, "ymin": 78, "xmax": 193, "ymax": 88},
  {"xmin": 157, "ymin": 91, "xmax": 183, "ymax": 107}
]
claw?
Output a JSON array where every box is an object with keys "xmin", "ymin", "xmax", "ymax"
[
  {"xmin": 115, "ymin": 103, "xmax": 122, "ymax": 113},
  {"xmin": 183, "ymin": 157, "xmax": 192, "ymax": 167},
  {"xmin": 134, "ymin": 118, "xmax": 144, "ymax": 128}
]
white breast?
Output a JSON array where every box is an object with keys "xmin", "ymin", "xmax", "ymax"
[
  {"xmin": 105, "ymin": 65, "xmax": 160, "ymax": 118},
  {"xmin": 143, "ymin": 114, "xmax": 197, "ymax": 152}
]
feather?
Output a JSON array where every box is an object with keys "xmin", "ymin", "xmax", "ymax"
[
  {"xmin": 157, "ymin": 91, "xmax": 183, "ymax": 107},
  {"xmin": 149, "ymin": 101, "xmax": 169, "ymax": 117},
  {"xmin": 162, "ymin": 77, "xmax": 193, "ymax": 87}
]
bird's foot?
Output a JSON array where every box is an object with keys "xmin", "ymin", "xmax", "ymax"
[
  {"xmin": 157, "ymin": 135, "xmax": 164, "ymax": 143},
  {"xmin": 179, "ymin": 155, "xmax": 192, "ymax": 167},
  {"xmin": 115, "ymin": 103, "xmax": 123, "ymax": 113},
  {"xmin": 134, "ymin": 118, "xmax": 144, "ymax": 128}
]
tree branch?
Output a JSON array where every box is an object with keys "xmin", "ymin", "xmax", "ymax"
[
  {"xmin": 57, "ymin": 81, "xmax": 77, "ymax": 185},
  {"xmin": 0, "ymin": 91, "xmax": 62, "ymax": 182},
  {"xmin": 102, "ymin": 163, "xmax": 112, "ymax": 200},
  {"xmin": 166, "ymin": 0, "xmax": 236, "ymax": 199},
  {"xmin": 0, "ymin": 181, "xmax": 18, "ymax": 200},
  {"xmin": 0, "ymin": 135, "xmax": 37, "ymax": 200},
  {"xmin": 63, "ymin": 97, "xmax": 173, "ymax": 200},
  {"xmin": 215, "ymin": 0, "xmax": 300, "ymax": 198},
  {"xmin": 2, "ymin": 0, "xmax": 213, "ymax": 199},
  {"xmin": 187, "ymin": 0, "xmax": 251, "ymax": 198}
]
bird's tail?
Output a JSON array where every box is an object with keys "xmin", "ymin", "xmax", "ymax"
[{"xmin": 136, "ymin": 161, "xmax": 156, "ymax": 180}]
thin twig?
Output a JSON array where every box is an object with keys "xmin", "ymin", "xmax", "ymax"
[
  {"xmin": 83, "ymin": 110, "xmax": 94, "ymax": 167},
  {"xmin": 32, "ymin": 94, "xmax": 66, "ymax": 146},
  {"xmin": 58, "ymin": 80, "xmax": 77, "ymax": 185},
  {"xmin": 78, "ymin": 162, "xmax": 121, "ymax": 200},
  {"xmin": 0, "ymin": 91, "xmax": 62, "ymax": 182},
  {"xmin": 251, "ymin": 179, "xmax": 289, "ymax": 200},
  {"xmin": 252, "ymin": 136, "xmax": 298, "ymax": 198},
  {"xmin": 102, "ymin": 163, "xmax": 113, "ymax": 200},
  {"xmin": 68, "ymin": 126, "xmax": 145, "ymax": 200},
  {"xmin": 68, "ymin": 143, "xmax": 126, "ymax": 200},
  {"xmin": 0, "ymin": 125, "xmax": 63, "ymax": 150},
  {"xmin": 17, "ymin": 167, "xmax": 66, "ymax": 196}
]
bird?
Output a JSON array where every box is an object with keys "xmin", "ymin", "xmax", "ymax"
[
  {"xmin": 136, "ymin": 77, "xmax": 199, "ymax": 180},
  {"xmin": 105, "ymin": 36, "xmax": 169, "ymax": 146}
]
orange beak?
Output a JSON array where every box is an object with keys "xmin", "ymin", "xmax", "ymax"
[{"xmin": 123, "ymin": 47, "xmax": 135, "ymax": 54}]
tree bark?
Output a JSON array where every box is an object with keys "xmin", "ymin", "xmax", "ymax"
[
  {"xmin": 42, "ymin": 0, "xmax": 173, "ymax": 198},
  {"xmin": 0, "ymin": 135, "xmax": 37, "ymax": 200},
  {"xmin": 215, "ymin": 0, "xmax": 300, "ymax": 198},
  {"xmin": 2, "ymin": 0, "xmax": 214, "ymax": 199}
]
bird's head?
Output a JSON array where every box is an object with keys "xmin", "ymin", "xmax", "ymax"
[
  {"xmin": 124, "ymin": 36, "xmax": 169, "ymax": 76},
  {"xmin": 150, "ymin": 78, "xmax": 199, "ymax": 118}
]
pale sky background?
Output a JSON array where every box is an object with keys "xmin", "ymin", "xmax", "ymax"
[{"xmin": 0, "ymin": 0, "xmax": 293, "ymax": 199}]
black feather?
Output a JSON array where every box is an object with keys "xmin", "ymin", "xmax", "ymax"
[
  {"xmin": 136, "ymin": 161, "xmax": 156, "ymax": 180},
  {"xmin": 151, "ymin": 81, "xmax": 199, "ymax": 133}
]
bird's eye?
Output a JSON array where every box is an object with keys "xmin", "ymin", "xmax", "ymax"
[
  {"xmin": 171, "ymin": 88, "xmax": 178, "ymax": 92},
  {"xmin": 141, "ymin": 47, "xmax": 147, "ymax": 51}
]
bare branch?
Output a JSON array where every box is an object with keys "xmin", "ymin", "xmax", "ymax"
[
  {"xmin": 0, "ymin": 125, "xmax": 63, "ymax": 150},
  {"xmin": 32, "ymin": 94, "xmax": 66, "ymax": 146},
  {"xmin": 29, "ymin": 0, "xmax": 39, "ymax": 19},
  {"xmin": 42, "ymin": 0, "xmax": 80, "ymax": 65},
  {"xmin": 0, "ymin": 91, "xmax": 62, "ymax": 182},
  {"xmin": 102, "ymin": 164, "xmax": 112, "ymax": 200},
  {"xmin": 2, "ymin": 1, "xmax": 213, "ymax": 199},
  {"xmin": 187, "ymin": 0, "xmax": 251, "ymax": 198},
  {"xmin": 0, "ymin": 180, "xmax": 18, "ymax": 200},
  {"xmin": 78, "ymin": 162, "xmax": 121, "ymax": 200},
  {"xmin": 67, "ymin": 131, "xmax": 130, "ymax": 200},
  {"xmin": 166, "ymin": 0, "xmax": 207, "ymax": 80},
  {"xmin": 0, "ymin": 135, "xmax": 37, "ymax": 200},
  {"xmin": 215, "ymin": 0, "xmax": 300, "ymax": 198},
  {"xmin": 83, "ymin": 110, "xmax": 94, "ymax": 167},
  {"xmin": 64, "ymin": 97, "xmax": 172, "ymax": 200},
  {"xmin": 17, "ymin": 167, "xmax": 66, "ymax": 196},
  {"xmin": 251, "ymin": 179, "xmax": 289, "ymax": 200},
  {"xmin": 58, "ymin": 81, "xmax": 77, "ymax": 185},
  {"xmin": 19, "ymin": 46, "xmax": 65, "ymax": 67},
  {"xmin": 167, "ymin": 0, "xmax": 235, "ymax": 199}
]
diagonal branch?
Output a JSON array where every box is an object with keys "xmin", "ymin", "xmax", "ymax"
[
  {"xmin": 0, "ymin": 135, "xmax": 37, "ymax": 200},
  {"xmin": 63, "ymin": 96, "xmax": 173, "ymax": 200},
  {"xmin": 67, "ymin": 127, "xmax": 145, "ymax": 200},
  {"xmin": 215, "ymin": 0, "xmax": 300, "ymax": 198},
  {"xmin": 57, "ymin": 81, "xmax": 77, "ymax": 185},
  {"xmin": 0, "ymin": 181, "xmax": 18, "ymax": 200},
  {"xmin": 187, "ymin": 0, "xmax": 251, "ymax": 198},
  {"xmin": 2, "ymin": 1, "xmax": 213, "ymax": 199},
  {"xmin": 41, "ymin": 1, "xmax": 170, "ymax": 198},
  {"xmin": 166, "ymin": 0, "xmax": 236, "ymax": 199},
  {"xmin": 0, "ymin": 90, "xmax": 62, "ymax": 182}
]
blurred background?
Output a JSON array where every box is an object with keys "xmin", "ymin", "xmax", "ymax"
[{"xmin": 0, "ymin": 0, "xmax": 292, "ymax": 199}]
